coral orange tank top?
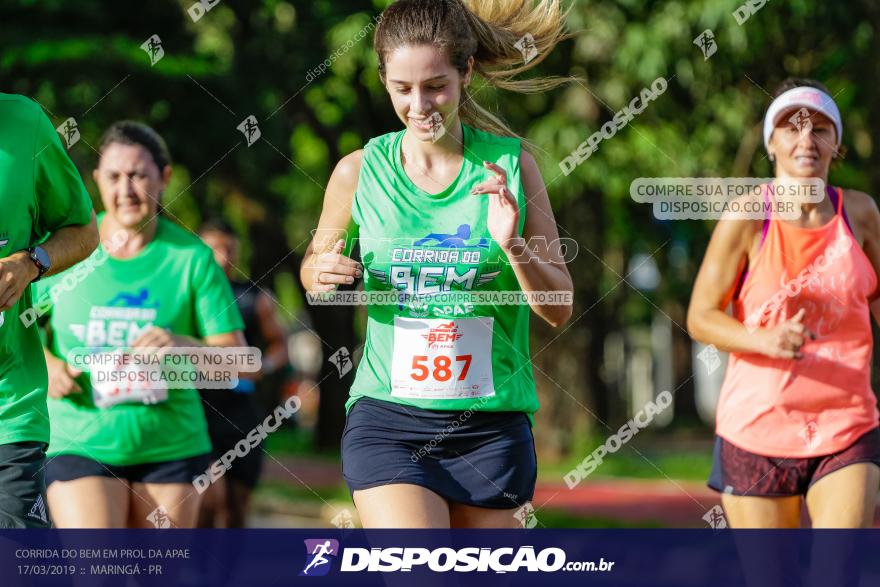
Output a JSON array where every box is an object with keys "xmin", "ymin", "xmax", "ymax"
[{"xmin": 716, "ymin": 186, "xmax": 880, "ymax": 457}]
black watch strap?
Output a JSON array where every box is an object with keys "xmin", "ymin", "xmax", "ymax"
[{"xmin": 26, "ymin": 246, "xmax": 50, "ymax": 281}]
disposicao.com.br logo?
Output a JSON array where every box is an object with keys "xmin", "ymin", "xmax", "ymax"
[{"xmin": 299, "ymin": 540, "xmax": 614, "ymax": 575}]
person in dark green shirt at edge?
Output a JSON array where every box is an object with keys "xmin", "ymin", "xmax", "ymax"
[
  {"xmin": 0, "ymin": 93, "xmax": 99, "ymax": 528},
  {"xmin": 37, "ymin": 121, "xmax": 245, "ymax": 528}
]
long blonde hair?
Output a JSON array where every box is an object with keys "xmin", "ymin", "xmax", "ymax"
[{"xmin": 374, "ymin": 0, "xmax": 574, "ymax": 141}]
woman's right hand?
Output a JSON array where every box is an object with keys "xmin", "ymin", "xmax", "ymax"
[
  {"xmin": 309, "ymin": 239, "xmax": 363, "ymax": 293},
  {"xmin": 755, "ymin": 308, "xmax": 816, "ymax": 359},
  {"xmin": 46, "ymin": 353, "xmax": 83, "ymax": 398}
]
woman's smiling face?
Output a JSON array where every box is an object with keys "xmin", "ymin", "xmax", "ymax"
[{"xmin": 383, "ymin": 44, "xmax": 472, "ymax": 141}]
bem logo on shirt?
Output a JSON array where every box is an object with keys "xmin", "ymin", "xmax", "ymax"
[
  {"xmin": 373, "ymin": 223, "xmax": 502, "ymax": 298},
  {"xmin": 0, "ymin": 231, "xmax": 8, "ymax": 249},
  {"xmin": 69, "ymin": 290, "xmax": 161, "ymax": 347}
]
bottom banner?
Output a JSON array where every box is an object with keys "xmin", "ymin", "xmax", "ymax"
[{"xmin": 1, "ymin": 529, "xmax": 878, "ymax": 586}]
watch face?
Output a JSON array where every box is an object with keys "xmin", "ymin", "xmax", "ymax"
[{"xmin": 32, "ymin": 246, "xmax": 50, "ymax": 270}]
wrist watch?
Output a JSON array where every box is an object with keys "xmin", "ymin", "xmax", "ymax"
[{"xmin": 25, "ymin": 246, "xmax": 51, "ymax": 282}]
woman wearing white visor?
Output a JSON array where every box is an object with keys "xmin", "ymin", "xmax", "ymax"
[{"xmin": 688, "ymin": 78, "xmax": 880, "ymax": 528}]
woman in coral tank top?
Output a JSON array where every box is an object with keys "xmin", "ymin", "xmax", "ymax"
[{"xmin": 688, "ymin": 78, "xmax": 880, "ymax": 528}]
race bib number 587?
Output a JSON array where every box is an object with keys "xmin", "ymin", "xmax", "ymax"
[{"xmin": 391, "ymin": 317, "xmax": 495, "ymax": 399}]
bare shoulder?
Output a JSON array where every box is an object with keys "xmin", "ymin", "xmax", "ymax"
[
  {"xmin": 321, "ymin": 149, "xmax": 364, "ymax": 215},
  {"xmin": 314, "ymin": 149, "xmax": 365, "ymax": 232},
  {"xmin": 518, "ymin": 149, "xmax": 546, "ymax": 199},
  {"xmin": 842, "ymin": 189, "xmax": 880, "ymax": 239},
  {"xmin": 842, "ymin": 188, "xmax": 880, "ymax": 218},
  {"xmin": 712, "ymin": 214, "xmax": 762, "ymax": 250},
  {"xmin": 520, "ymin": 149, "xmax": 539, "ymax": 173},
  {"xmin": 331, "ymin": 149, "xmax": 364, "ymax": 189},
  {"xmin": 719, "ymin": 193, "xmax": 764, "ymax": 237}
]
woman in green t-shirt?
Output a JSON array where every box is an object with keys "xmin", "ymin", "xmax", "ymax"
[
  {"xmin": 39, "ymin": 122, "xmax": 245, "ymax": 528},
  {"xmin": 301, "ymin": 0, "xmax": 574, "ymax": 528}
]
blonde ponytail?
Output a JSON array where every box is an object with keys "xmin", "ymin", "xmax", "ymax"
[{"xmin": 374, "ymin": 0, "xmax": 575, "ymax": 142}]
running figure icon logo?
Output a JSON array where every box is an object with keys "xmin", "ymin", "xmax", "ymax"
[
  {"xmin": 514, "ymin": 503, "xmax": 538, "ymax": 528},
  {"xmin": 328, "ymin": 347, "xmax": 353, "ymax": 378},
  {"xmin": 55, "ymin": 117, "xmax": 80, "ymax": 149},
  {"xmin": 300, "ymin": 539, "xmax": 339, "ymax": 577},
  {"xmin": 107, "ymin": 288, "xmax": 160, "ymax": 308},
  {"xmin": 693, "ymin": 29, "xmax": 717, "ymax": 60},
  {"xmin": 788, "ymin": 107, "xmax": 814, "ymax": 138},
  {"xmin": 702, "ymin": 505, "xmax": 728, "ymax": 529},
  {"xmin": 330, "ymin": 509, "xmax": 355, "ymax": 529},
  {"xmin": 237, "ymin": 115, "xmax": 261, "ymax": 147},
  {"xmin": 428, "ymin": 112, "xmax": 446, "ymax": 143},
  {"xmin": 146, "ymin": 505, "xmax": 172, "ymax": 529},
  {"xmin": 798, "ymin": 421, "xmax": 823, "ymax": 451},
  {"xmin": 140, "ymin": 34, "xmax": 165, "ymax": 66},
  {"xmin": 696, "ymin": 344, "xmax": 721, "ymax": 375},
  {"xmin": 414, "ymin": 224, "xmax": 489, "ymax": 249},
  {"xmin": 514, "ymin": 33, "xmax": 539, "ymax": 64}
]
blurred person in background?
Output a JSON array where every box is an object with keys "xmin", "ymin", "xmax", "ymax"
[{"xmin": 198, "ymin": 218, "xmax": 290, "ymax": 528}]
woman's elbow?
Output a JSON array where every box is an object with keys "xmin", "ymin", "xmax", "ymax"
[
  {"xmin": 543, "ymin": 302, "xmax": 573, "ymax": 328},
  {"xmin": 686, "ymin": 307, "xmax": 704, "ymax": 342}
]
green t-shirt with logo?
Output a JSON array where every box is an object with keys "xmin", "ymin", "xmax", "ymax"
[
  {"xmin": 0, "ymin": 93, "xmax": 94, "ymax": 446},
  {"xmin": 36, "ymin": 215, "xmax": 244, "ymax": 465},
  {"xmin": 347, "ymin": 124, "xmax": 537, "ymax": 416}
]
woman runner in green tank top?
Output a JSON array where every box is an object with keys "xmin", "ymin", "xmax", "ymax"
[
  {"xmin": 39, "ymin": 122, "xmax": 246, "ymax": 528},
  {"xmin": 301, "ymin": 0, "xmax": 574, "ymax": 528}
]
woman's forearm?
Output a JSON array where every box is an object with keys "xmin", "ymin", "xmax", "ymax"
[
  {"xmin": 503, "ymin": 242, "xmax": 573, "ymax": 327},
  {"xmin": 687, "ymin": 308, "xmax": 764, "ymax": 355}
]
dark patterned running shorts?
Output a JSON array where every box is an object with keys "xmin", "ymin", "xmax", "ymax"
[{"xmin": 708, "ymin": 428, "xmax": 880, "ymax": 497}]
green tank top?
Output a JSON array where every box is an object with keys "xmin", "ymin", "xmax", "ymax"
[{"xmin": 347, "ymin": 123, "xmax": 537, "ymax": 416}]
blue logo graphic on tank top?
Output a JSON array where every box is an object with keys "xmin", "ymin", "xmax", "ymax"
[
  {"xmin": 107, "ymin": 288, "xmax": 160, "ymax": 309},
  {"xmin": 414, "ymin": 224, "xmax": 489, "ymax": 249}
]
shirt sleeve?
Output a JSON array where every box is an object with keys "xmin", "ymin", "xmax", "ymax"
[
  {"xmin": 191, "ymin": 247, "xmax": 245, "ymax": 338},
  {"xmin": 32, "ymin": 107, "xmax": 93, "ymax": 240}
]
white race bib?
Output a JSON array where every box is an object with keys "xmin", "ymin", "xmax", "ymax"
[
  {"xmin": 89, "ymin": 351, "xmax": 168, "ymax": 409},
  {"xmin": 391, "ymin": 317, "xmax": 495, "ymax": 399}
]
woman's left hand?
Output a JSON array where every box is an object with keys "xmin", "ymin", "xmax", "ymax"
[{"xmin": 471, "ymin": 161, "xmax": 520, "ymax": 251}]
